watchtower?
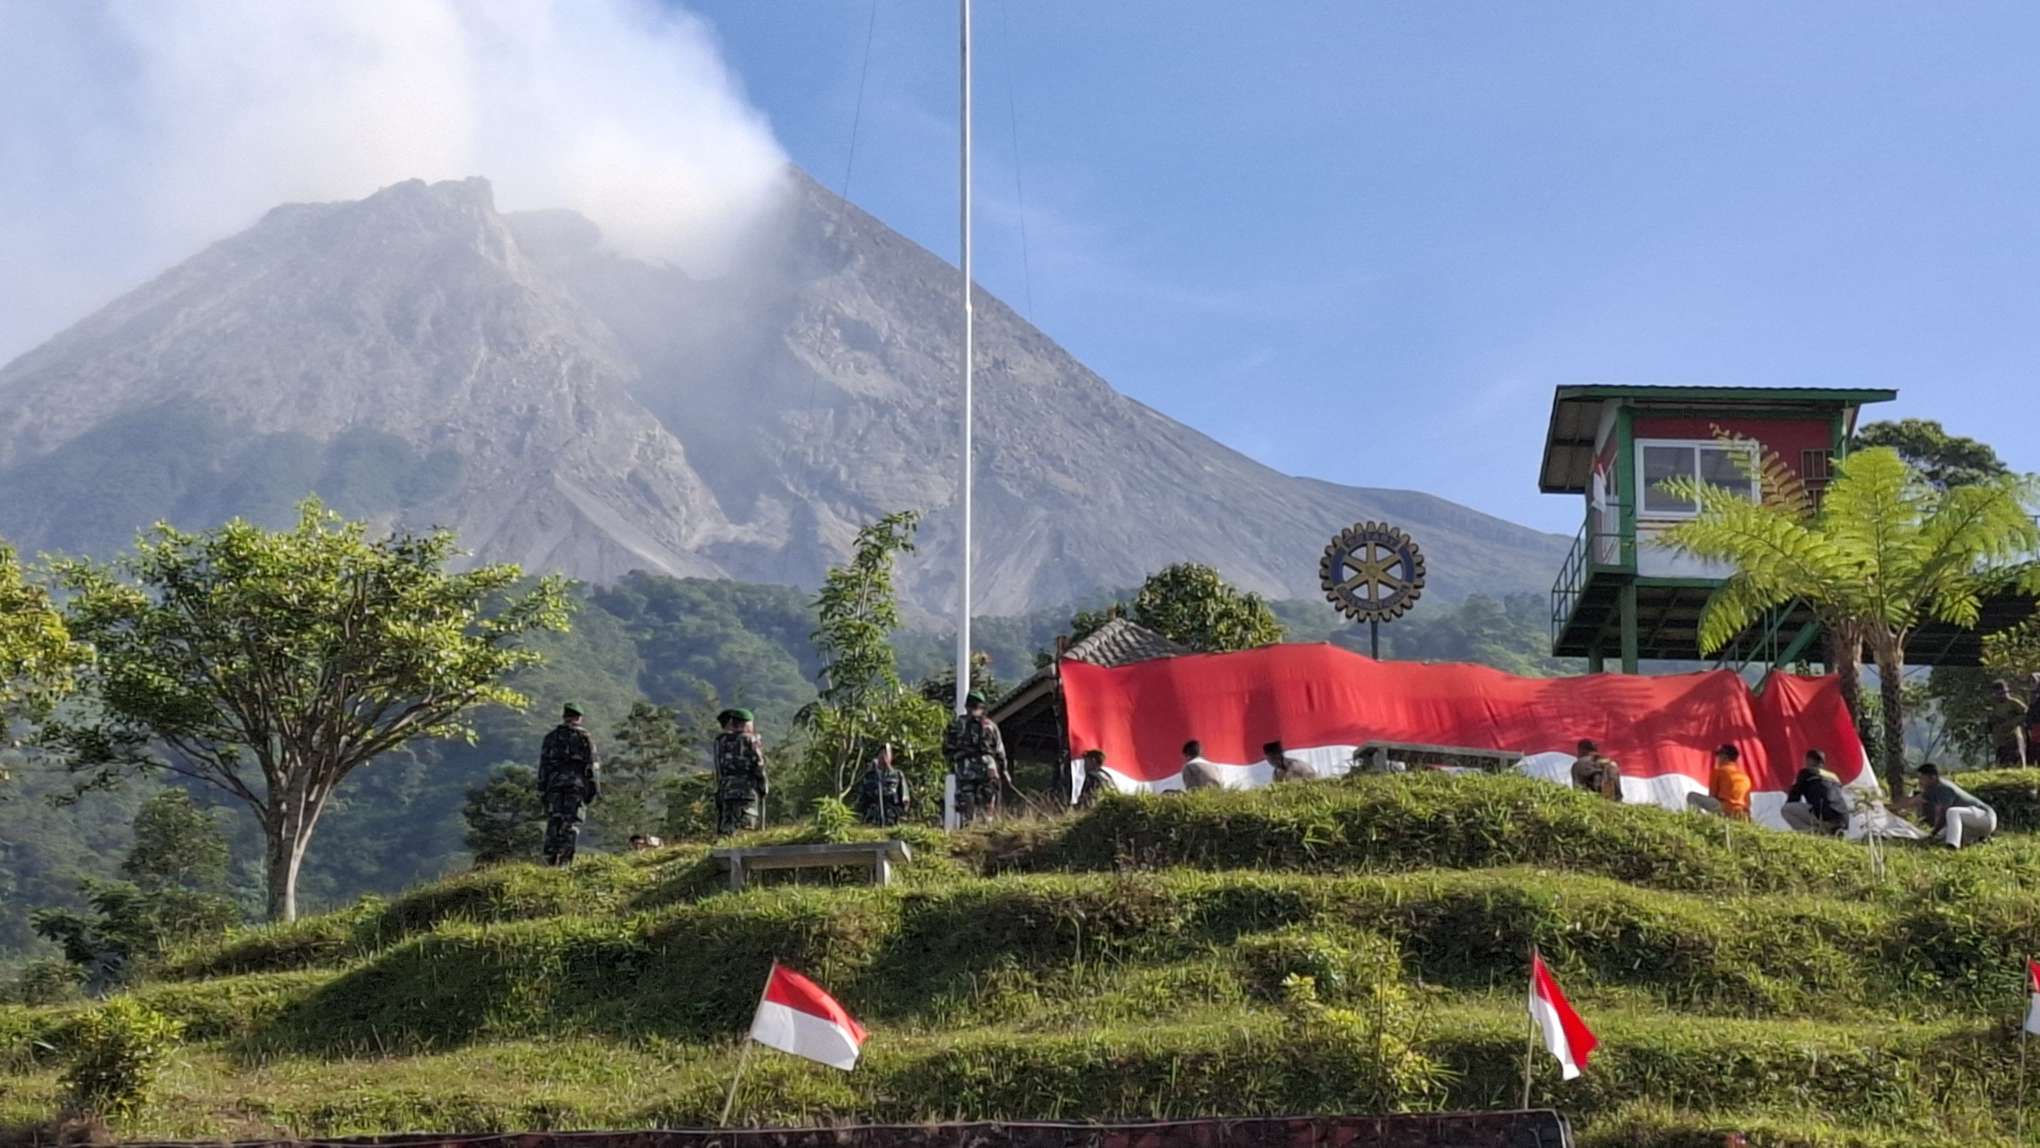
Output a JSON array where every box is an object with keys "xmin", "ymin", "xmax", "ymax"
[{"xmin": 1540, "ymin": 385, "xmax": 1895, "ymax": 672}]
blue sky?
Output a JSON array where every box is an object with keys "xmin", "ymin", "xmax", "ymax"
[{"xmin": 691, "ymin": 1, "xmax": 2040, "ymax": 534}]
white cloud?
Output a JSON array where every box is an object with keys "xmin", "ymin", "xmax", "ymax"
[{"xmin": 0, "ymin": 0, "xmax": 787, "ymax": 362}]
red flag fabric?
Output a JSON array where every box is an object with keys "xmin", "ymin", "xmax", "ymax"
[
  {"xmin": 1529, "ymin": 952, "xmax": 1597, "ymax": 1080},
  {"xmin": 1058, "ymin": 643, "xmax": 1870, "ymax": 822},
  {"xmin": 749, "ymin": 963, "xmax": 866, "ymax": 1070}
]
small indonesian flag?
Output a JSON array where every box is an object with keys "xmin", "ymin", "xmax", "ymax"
[
  {"xmin": 2025, "ymin": 959, "xmax": 2040, "ymax": 1036},
  {"xmin": 1529, "ymin": 952, "xmax": 1597, "ymax": 1080},
  {"xmin": 748, "ymin": 963, "xmax": 867, "ymax": 1071}
]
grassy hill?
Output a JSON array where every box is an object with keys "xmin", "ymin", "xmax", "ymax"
[{"xmin": 7, "ymin": 775, "xmax": 2038, "ymax": 1147}]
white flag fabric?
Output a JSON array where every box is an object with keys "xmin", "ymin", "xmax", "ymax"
[
  {"xmin": 2025, "ymin": 959, "xmax": 2040, "ymax": 1037},
  {"xmin": 748, "ymin": 963, "xmax": 867, "ymax": 1071},
  {"xmin": 1529, "ymin": 952, "xmax": 1597, "ymax": 1081}
]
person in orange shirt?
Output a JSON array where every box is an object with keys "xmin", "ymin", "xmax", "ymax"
[{"xmin": 1686, "ymin": 743, "xmax": 1752, "ymax": 821}]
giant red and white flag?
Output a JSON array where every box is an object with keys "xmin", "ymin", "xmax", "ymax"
[
  {"xmin": 748, "ymin": 964, "xmax": 867, "ymax": 1071},
  {"xmin": 2024, "ymin": 959, "xmax": 2040, "ymax": 1036},
  {"xmin": 1060, "ymin": 643, "xmax": 1873, "ymax": 823},
  {"xmin": 1529, "ymin": 952, "xmax": 1596, "ymax": 1080}
]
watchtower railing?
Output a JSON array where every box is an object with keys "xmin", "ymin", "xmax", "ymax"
[{"xmin": 1550, "ymin": 504, "xmax": 1635, "ymax": 646}]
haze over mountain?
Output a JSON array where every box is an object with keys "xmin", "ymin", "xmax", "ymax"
[{"xmin": 0, "ymin": 174, "xmax": 1567, "ymax": 616}]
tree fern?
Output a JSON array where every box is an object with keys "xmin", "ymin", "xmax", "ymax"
[{"xmin": 1659, "ymin": 446, "xmax": 2038, "ymax": 793}]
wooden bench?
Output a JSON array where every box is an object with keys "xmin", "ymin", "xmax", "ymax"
[
  {"xmin": 709, "ymin": 840, "xmax": 914, "ymax": 892},
  {"xmin": 1354, "ymin": 741, "xmax": 1525, "ymax": 773}
]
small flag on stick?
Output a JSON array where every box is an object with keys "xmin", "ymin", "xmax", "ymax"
[
  {"xmin": 1528, "ymin": 951, "xmax": 1596, "ymax": 1082},
  {"xmin": 722, "ymin": 963, "xmax": 866, "ymax": 1126},
  {"xmin": 749, "ymin": 962, "xmax": 867, "ymax": 1070}
]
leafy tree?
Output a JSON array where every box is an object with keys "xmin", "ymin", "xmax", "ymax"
[
  {"xmin": 1132, "ymin": 563, "xmax": 1285, "ymax": 653},
  {"xmin": 806, "ymin": 511, "xmax": 922, "ymax": 793},
  {"xmin": 1855, "ymin": 419, "xmax": 2010, "ymax": 491},
  {"xmin": 1060, "ymin": 565, "xmax": 1282, "ymax": 656},
  {"xmin": 31, "ymin": 792, "xmax": 238, "ymax": 988},
  {"xmin": 916, "ymin": 652, "xmax": 1002, "ymax": 707},
  {"xmin": 1659, "ymin": 446, "xmax": 2038, "ymax": 794},
  {"xmin": 595, "ymin": 702, "xmax": 703, "ymax": 845},
  {"xmin": 460, "ymin": 764, "xmax": 544, "ymax": 866},
  {"xmin": 1872, "ymin": 420, "xmax": 2037, "ymax": 765},
  {"xmin": 121, "ymin": 790, "xmax": 230, "ymax": 893},
  {"xmin": 0, "ymin": 538, "xmax": 87, "ymax": 783},
  {"xmin": 659, "ymin": 771, "xmax": 719, "ymax": 843},
  {"xmin": 44, "ymin": 500, "xmax": 572, "ymax": 920}
]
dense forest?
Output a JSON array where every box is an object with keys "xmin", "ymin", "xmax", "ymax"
[{"xmin": 0, "ymin": 574, "xmax": 1565, "ymax": 963}]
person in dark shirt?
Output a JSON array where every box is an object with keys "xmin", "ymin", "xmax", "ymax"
[
  {"xmin": 1779, "ymin": 749, "xmax": 1850, "ymax": 835},
  {"xmin": 1075, "ymin": 749, "xmax": 1111, "ymax": 808}
]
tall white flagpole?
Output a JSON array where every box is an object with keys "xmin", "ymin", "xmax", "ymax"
[{"xmin": 954, "ymin": 0, "xmax": 975, "ymax": 717}]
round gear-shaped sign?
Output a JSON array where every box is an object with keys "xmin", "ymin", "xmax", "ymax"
[{"xmin": 1320, "ymin": 522, "xmax": 1426, "ymax": 623}]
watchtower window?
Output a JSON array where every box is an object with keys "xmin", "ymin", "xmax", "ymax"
[{"xmin": 1638, "ymin": 440, "xmax": 1758, "ymax": 519}]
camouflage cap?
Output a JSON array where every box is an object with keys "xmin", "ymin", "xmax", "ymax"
[
  {"xmin": 965, "ymin": 691, "xmax": 987, "ymax": 706},
  {"xmin": 562, "ymin": 702, "xmax": 584, "ymax": 717}
]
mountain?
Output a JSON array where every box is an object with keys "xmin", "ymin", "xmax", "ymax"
[{"xmin": 0, "ymin": 173, "xmax": 1568, "ymax": 614}]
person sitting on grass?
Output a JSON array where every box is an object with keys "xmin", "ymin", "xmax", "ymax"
[
  {"xmin": 1779, "ymin": 750, "xmax": 1850, "ymax": 836},
  {"xmin": 1180, "ymin": 739, "xmax": 1224, "ymax": 791},
  {"xmin": 1912, "ymin": 762, "xmax": 1997, "ymax": 849},
  {"xmin": 1569, "ymin": 739, "xmax": 1623, "ymax": 802},
  {"xmin": 1263, "ymin": 740, "xmax": 1318, "ymax": 782},
  {"xmin": 1075, "ymin": 748, "xmax": 1112, "ymax": 808},
  {"xmin": 1686, "ymin": 743, "xmax": 1752, "ymax": 821}
]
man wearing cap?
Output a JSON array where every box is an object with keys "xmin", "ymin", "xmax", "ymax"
[
  {"xmin": 1913, "ymin": 763, "xmax": 1997, "ymax": 848},
  {"xmin": 713, "ymin": 708, "xmax": 769, "ymax": 836},
  {"xmin": 537, "ymin": 703, "xmax": 600, "ymax": 866},
  {"xmin": 943, "ymin": 691, "xmax": 1007, "ymax": 825}
]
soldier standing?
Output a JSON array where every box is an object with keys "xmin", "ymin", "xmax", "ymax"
[
  {"xmin": 537, "ymin": 703, "xmax": 600, "ymax": 866},
  {"xmin": 1988, "ymin": 679, "xmax": 2030, "ymax": 767},
  {"xmin": 713, "ymin": 708, "xmax": 769, "ymax": 836},
  {"xmin": 855, "ymin": 742, "xmax": 911, "ymax": 826},
  {"xmin": 944, "ymin": 691, "xmax": 1007, "ymax": 825}
]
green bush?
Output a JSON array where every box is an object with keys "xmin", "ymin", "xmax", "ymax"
[
  {"xmin": 808, "ymin": 797, "xmax": 857, "ymax": 844},
  {"xmin": 4, "ymin": 959, "xmax": 84, "ymax": 1006},
  {"xmin": 1030, "ymin": 774, "xmax": 1894, "ymax": 896},
  {"xmin": 58, "ymin": 997, "xmax": 184, "ymax": 1120}
]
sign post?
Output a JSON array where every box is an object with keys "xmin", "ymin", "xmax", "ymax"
[{"xmin": 1320, "ymin": 521, "xmax": 1426, "ymax": 657}]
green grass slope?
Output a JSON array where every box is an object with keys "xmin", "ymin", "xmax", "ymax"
[{"xmin": 5, "ymin": 775, "xmax": 2040, "ymax": 1147}]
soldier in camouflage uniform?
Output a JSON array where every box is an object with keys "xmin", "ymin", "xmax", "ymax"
[
  {"xmin": 537, "ymin": 702, "xmax": 600, "ymax": 866},
  {"xmin": 855, "ymin": 742, "xmax": 911, "ymax": 827},
  {"xmin": 943, "ymin": 691, "xmax": 1007, "ymax": 825},
  {"xmin": 713, "ymin": 708, "xmax": 769, "ymax": 836}
]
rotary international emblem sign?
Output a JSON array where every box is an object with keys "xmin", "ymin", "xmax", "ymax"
[{"xmin": 1320, "ymin": 521, "xmax": 1426, "ymax": 630}]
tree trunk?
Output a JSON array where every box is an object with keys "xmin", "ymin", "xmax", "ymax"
[
  {"xmin": 263, "ymin": 814, "xmax": 308, "ymax": 922},
  {"xmin": 261, "ymin": 771, "xmax": 331, "ymax": 922},
  {"xmin": 1874, "ymin": 647, "xmax": 1908, "ymax": 799},
  {"xmin": 1828, "ymin": 628, "xmax": 1871, "ymax": 749}
]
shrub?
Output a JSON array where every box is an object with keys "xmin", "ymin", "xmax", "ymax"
[
  {"xmin": 808, "ymin": 797, "xmax": 857, "ymax": 844},
  {"xmin": 5, "ymin": 959, "xmax": 85, "ymax": 1005},
  {"xmin": 58, "ymin": 997, "xmax": 184, "ymax": 1120}
]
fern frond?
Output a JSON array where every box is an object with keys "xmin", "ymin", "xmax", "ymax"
[{"xmin": 1710, "ymin": 424, "xmax": 1814, "ymax": 520}]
